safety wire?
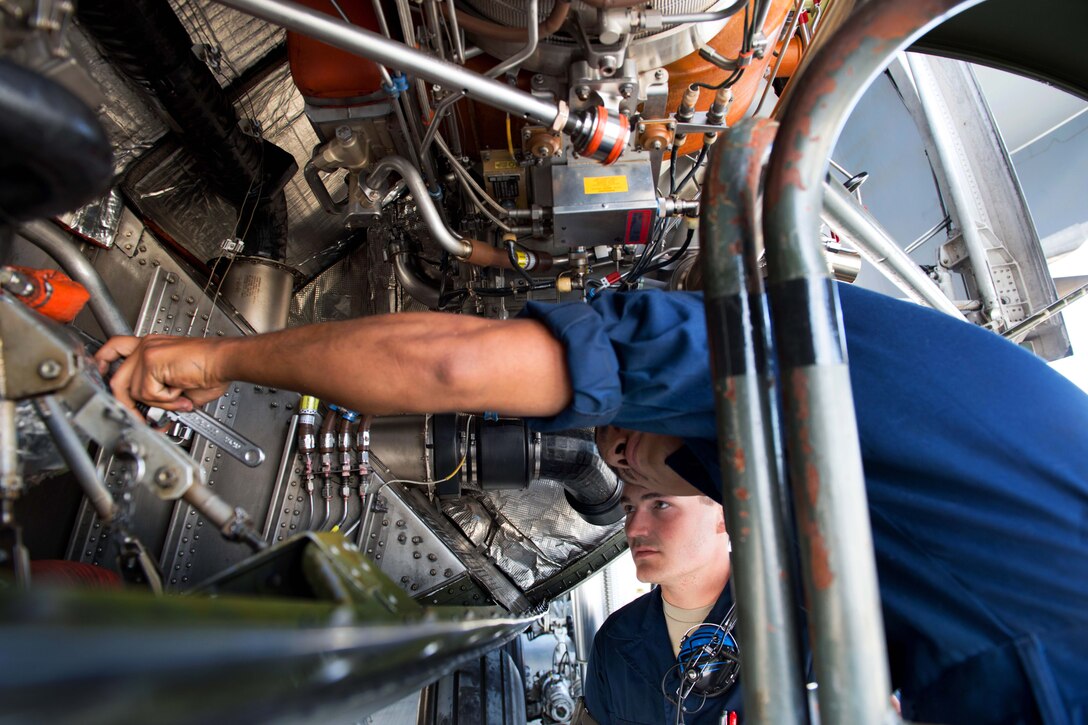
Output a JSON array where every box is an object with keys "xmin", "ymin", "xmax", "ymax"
[
  {"xmin": 175, "ymin": 1, "xmax": 270, "ymax": 338},
  {"xmin": 199, "ymin": 137, "xmax": 265, "ymax": 338}
]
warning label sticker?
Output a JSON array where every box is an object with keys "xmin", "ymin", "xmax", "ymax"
[{"xmin": 584, "ymin": 176, "xmax": 629, "ymax": 194}]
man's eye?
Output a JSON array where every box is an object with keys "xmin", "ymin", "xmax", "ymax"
[{"xmin": 653, "ymin": 500, "xmax": 670, "ymax": 510}]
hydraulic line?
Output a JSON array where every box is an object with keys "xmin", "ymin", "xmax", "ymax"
[
  {"xmin": 297, "ymin": 395, "xmax": 320, "ymax": 525},
  {"xmin": 336, "ymin": 410, "xmax": 359, "ymax": 530},
  {"xmin": 364, "ymin": 156, "xmax": 554, "ymax": 269},
  {"xmin": 316, "ymin": 404, "xmax": 338, "ymax": 530},
  {"xmin": 446, "ymin": 0, "xmax": 569, "ymax": 43},
  {"xmin": 485, "ymin": 0, "xmax": 539, "ymax": 79}
]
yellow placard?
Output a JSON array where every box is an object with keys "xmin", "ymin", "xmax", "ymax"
[{"xmin": 584, "ymin": 176, "xmax": 628, "ymax": 194}]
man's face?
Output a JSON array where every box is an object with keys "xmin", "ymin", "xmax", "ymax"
[
  {"xmin": 595, "ymin": 426, "xmax": 699, "ymax": 496},
  {"xmin": 620, "ymin": 481, "xmax": 729, "ymax": 588}
]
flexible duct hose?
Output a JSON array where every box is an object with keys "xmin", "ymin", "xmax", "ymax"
[
  {"xmin": 0, "ymin": 60, "xmax": 113, "ymax": 221},
  {"xmin": 540, "ymin": 429, "xmax": 623, "ymax": 525},
  {"xmin": 76, "ymin": 0, "xmax": 292, "ymax": 260}
]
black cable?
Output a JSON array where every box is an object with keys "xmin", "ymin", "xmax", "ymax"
[
  {"xmin": 689, "ymin": 3, "xmax": 751, "ymax": 91},
  {"xmin": 621, "ymin": 218, "xmax": 665, "ymax": 290},
  {"xmin": 641, "ymin": 227, "xmax": 695, "ymax": 276},
  {"xmin": 675, "ymin": 144, "xmax": 709, "ymax": 194}
]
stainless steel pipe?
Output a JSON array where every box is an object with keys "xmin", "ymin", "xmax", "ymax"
[
  {"xmin": 364, "ymin": 156, "xmax": 472, "ymax": 259},
  {"xmin": 19, "ymin": 221, "xmax": 133, "ymax": 338},
  {"xmin": 214, "ymin": 0, "xmax": 566, "ymax": 130},
  {"xmin": 821, "ymin": 180, "xmax": 966, "ymax": 319}
]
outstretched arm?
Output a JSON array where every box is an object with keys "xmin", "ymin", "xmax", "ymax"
[{"xmin": 95, "ymin": 311, "xmax": 573, "ymax": 418}]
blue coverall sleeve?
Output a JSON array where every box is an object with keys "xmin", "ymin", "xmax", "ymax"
[
  {"xmin": 520, "ymin": 290, "xmax": 716, "ymax": 438},
  {"xmin": 583, "ymin": 629, "xmax": 614, "ymax": 725}
]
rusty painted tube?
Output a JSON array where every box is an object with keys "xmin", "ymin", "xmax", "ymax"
[
  {"xmin": 701, "ymin": 117, "xmax": 807, "ymax": 725},
  {"xmin": 761, "ymin": 1, "xmax": 985, "ymax": 723}
]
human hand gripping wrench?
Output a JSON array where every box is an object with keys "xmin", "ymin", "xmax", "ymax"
[{"xmin": 97, "ymin": 335, "xmax": 265, "ymax": 468}]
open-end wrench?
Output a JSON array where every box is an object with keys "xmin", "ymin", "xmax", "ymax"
[{"xmin": 143, "ymin": 405, "xmax": 266, "ymax": 467}]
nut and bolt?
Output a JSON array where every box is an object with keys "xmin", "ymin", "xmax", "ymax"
[
  {"xmin": 153, "ymin": 467, "xmax": 179, "ymax": 490},
  {"xmin": 575, "ymin": 86, "xmax": 590, "ymax": 101},
  {"xmin": 37, "ymin": 359, "xmax": 63, "ymax": 380}
]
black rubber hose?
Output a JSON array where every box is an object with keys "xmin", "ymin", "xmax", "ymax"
[
  {"xmin": 0, "ymin": 59, "xmax": 113, "ymax": 221},
  {"xmin": 539, "ymin": 429, "xmax": 623, "ymax": 524}
]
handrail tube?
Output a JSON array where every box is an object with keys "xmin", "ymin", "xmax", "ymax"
[
  {"xmin": 701, "ymin": 117, "xmax": 807, "ymax": 725},
  {"xmin": 19, "ymin": 220, "xmax": 133, "ymax": 338},
  {"xmin": 761, "ymin": 0, "xmax": 986, "ymax": 722},
  {"xmin": 821, "ymin": 180, "xmax": 966, "ymax": 319},
  {"xmin": 214, "ymin": 0, "xmax": 565, "ymax": 129}
]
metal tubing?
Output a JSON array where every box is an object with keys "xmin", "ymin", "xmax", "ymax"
[
  {"xmin": 904, "ymin": 214, "xmax": 951, "ymax": 254},
  {"xmin": 420, "ymin": 91, "xmax": 465, "ymax": 158},
  {"xmin": 19, "ymin": 220, "xmax": 133, "ymax": 338},
  {"xmin": 486, "ymin": 0, "xmax": 538, "ymax": 79},
  {"xmin": 1003, "ymin": 280, "xmax": 1088, "ymax": 344},
  {"xmin": 906, "ymin": 53, "xmax": 1004, "ymax": 326},
  {"xmin": 364, "ymin": 156, "xmax": 472, "ymax": 258},
  {"xmin": 701, "ymin": 117, "xmax": 807, "ymax": 725},
  {"xmin": 762, "ymin": 1, "xmax": 985, "ymax": 722},
  {"xmin": 392, "ymin": 251, "xmax": 442, "ymax": 308},
  {"xmin": 753, "ymin": 0, "xmax": 803, "ymax": 117},
  {"xmin": 662, "ymin": 10, "xmax": 742, "ymax": 23},
  {"xmin": 423, "ymin": 0, "xmax": 447, "ymax": 59},
  {"xmin": 0, "ymin": 401, "xmax": 19, "ymax": 513},
  {"xmin": 34, "ymin": 396, "xmax": 117, "ymax": 524},
  {"xmin": 445, "ymin": 0, "xmax": 465, "ymax": 62},
  {"xmin": 214, "ymin": 0, "xmax": 564, "ymax": 128},
  {"xmin": 821, "ymin": 180, "xmax": 966, "ymax": 319}
]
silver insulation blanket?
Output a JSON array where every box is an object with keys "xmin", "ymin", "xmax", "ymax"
[
  {"xmin": 68, "ymin": 29, "xmax": 166, "ymax": 175},
  {"xmin": 60, "ymin": 188, "xmax": 126, "ymax": 249},
  {"xmin": 444, "ymin": 479, "xmax": 623, "ymax": 591}
]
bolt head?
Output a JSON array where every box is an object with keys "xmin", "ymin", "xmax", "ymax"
[
  {"xmin": 336, "ymin": 125, "xmax": 352, "ymax": 141},
  {"xmin": 154, "ymin": 467, "xmax": 178, "ymax": 488},
  {"xmin": 38, "ymin": 359, "xmax": 63, "ymax": 380}
]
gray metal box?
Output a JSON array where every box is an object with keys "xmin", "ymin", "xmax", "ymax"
[{"xmin": 551, "ymin": 161, "xmax": 658, "ymax": 247}]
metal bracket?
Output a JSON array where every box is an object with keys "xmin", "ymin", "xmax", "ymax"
[{"xmin": 0, "ymin": 292, "xmax": 80, "ymax": 400}]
